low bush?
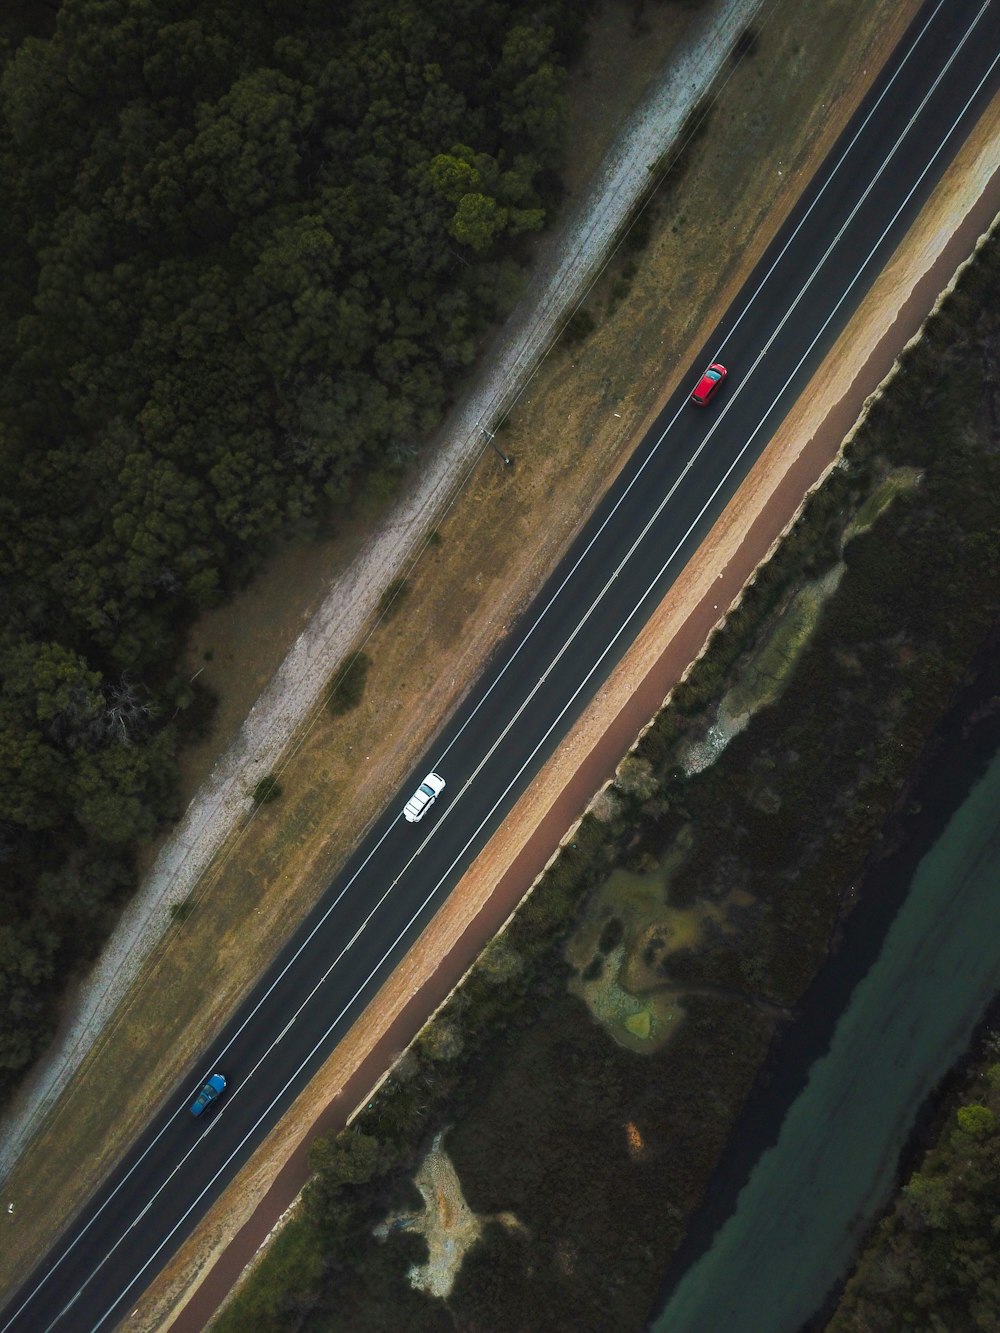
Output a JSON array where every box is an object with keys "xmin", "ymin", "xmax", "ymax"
[
  {"xmin": 327, "ymin": 652, "xmax": 370, "ymax": 718},
  {"xmin": 378, "ymin": 578, "xmax": 409, "ymax": 618},
  {"xmin": 251, "ymin": 774, "xmax": 282, "ymax": 806}
]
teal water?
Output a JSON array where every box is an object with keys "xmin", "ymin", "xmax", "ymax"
[{"xmin": 653, "ymin": 746, "xmax": 1000, "ymax": 1333}]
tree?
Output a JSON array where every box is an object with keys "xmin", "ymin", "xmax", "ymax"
[
  {"xmin": 185, "ymin": 68, "xmax": 315, "ymax": 220},
  {"xmin": 0, "ymin": 919, "xmax": 57, "ymax": 1075},
  {"xmin": 0, "ymin": 721, "xmax": 65, "ymax": 830},
  {"xmin": 428, "ymin": 147, "xmax": 481, "ymax": 203},
  {"xmin": 956, "ymin": 1103, "xmax": 997, "ymax": 1140},
  {"xmin": 451, "ymin": 192, "xmax": 509, "ymax": 253},
  {"xmin": 902, "ymin": 1171, "xmax": 952, "ymax": 1229}
]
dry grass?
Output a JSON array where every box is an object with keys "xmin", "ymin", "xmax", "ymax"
[{"xmin": 0, "ymin": 0, "xmax": 923, "ymax": 1303}]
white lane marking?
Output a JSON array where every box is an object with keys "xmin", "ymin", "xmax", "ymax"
[{"xmin": 74, "ymin": 25, "xmax": 1000, "ymax": 1333}]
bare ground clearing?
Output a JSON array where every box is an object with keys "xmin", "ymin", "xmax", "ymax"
[{"xmin": 0, "ymin": 0, "xmax": 929, "ymax": 1317}]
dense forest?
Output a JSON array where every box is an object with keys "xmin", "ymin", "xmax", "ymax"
[
  {"xmin": 829, "ymin": 1022, "xmax": 1000, "ymax": 1332},
  {"xmin": 0, "ymin": 0, "xmax": 588, "ymax": 1103},
  {"xmin": 216, "ymin": 231, "xmax": 1000, "ymax": 1330}
]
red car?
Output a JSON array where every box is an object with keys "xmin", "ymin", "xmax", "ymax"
[{"xmin": 690, "ymin": 363, "xmax": 727, "ymax": 406}]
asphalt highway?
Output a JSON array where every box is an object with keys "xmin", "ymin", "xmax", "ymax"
[{"xmin": 3, "ymin": 1, "xmax": 1000, "ymax": 1328}]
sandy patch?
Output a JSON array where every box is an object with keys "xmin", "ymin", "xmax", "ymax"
[{"xmin": 374, "ymin": 1129, "xmax": 520, "ymax": 1300}]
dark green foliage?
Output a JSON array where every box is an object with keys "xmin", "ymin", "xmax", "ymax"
[
  {"xmin": 170, "ymin": 897, "xmax": 196, "ymax": 924},
  {"xmin": 732, "ymin": 25, "xmax": 760, "ymax": 62},
  {"xmin": 378, "ymin": 578, "xmax": 409, "ymax": 619},
  {"xmin": 562, "ymin": 306, "xmax": 596, "ymax": 345},
  {"xmin": 327, "ymin": 652, "xmax": 370, "ymax": 718},
  {"xmin": 623, "ymin": 201, "xmax": 656, "ymax": 253},
  {"xmin": 251, "ymin": 774, "xmax": 282, "ymax": 806},
  {"xmin": 0, "ymin": 0, "xmax": 582, "ymax": 1104},
  {"xmin": 829, "ymin": 1034, "xmax": 1000, "ymax": 1333},
  {"xmin": 212, "ymin": 1214, "xmax": 325, "ymax": 1332},
  {"xmin": 653, "ymin": 100, "xmax": 713, "ymax": 200},
  {"xmin": 447, "ymin": 993, "xmax": 771, "ymax": 1330}
]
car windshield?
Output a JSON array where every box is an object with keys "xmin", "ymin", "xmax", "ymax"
[
  {"xmin": 419, "ymin": 783, "xmax": 435, "ymax": 797},
  {"xmin": 706, "ymin": 369, "xmax": 721, "ymax": 382}
]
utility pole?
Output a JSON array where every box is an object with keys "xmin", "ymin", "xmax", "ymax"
[{"xmin": 481, "ymin": 425, "xmax": 513, "ymax": 467}]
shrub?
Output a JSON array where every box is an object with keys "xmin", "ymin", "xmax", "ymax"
[
  {"xmin": 378, "ymin": 577, "xmax": 409, "ymax": 618},
  {"xmin": 251, "ymin": 774, "xmax": 282, "ymax": 806},
  {"xmin": 616, "ymin": 755, "xmax": 657, "ymax": 799},
  {"xmin": 732, "ymin": 25, "xmax": 759, "ymax": 61},
  {"xmin": 563, "ymin": 307, "xmax": 596, "ymax": 345},
  {"xmin": 328, "ymin": 652, "xmax": 370, "ymax": 718},
  {"xmin": 956, "ymin": 1103, "xmax": 997, "ymax": 1140}
]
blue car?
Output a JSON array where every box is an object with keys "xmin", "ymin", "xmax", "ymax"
[{"xmin": 190, "ymin": 1073, "xmax": 227, "ymax": 1117}]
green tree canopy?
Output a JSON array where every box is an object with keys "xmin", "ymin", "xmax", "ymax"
[{"xmin": 0, "ymin": 0, "xmax": 582, "ymax": 1105}]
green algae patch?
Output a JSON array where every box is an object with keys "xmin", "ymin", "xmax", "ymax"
[
  {"xmin": 570, "ymin": 938, "xmax": 687, "ymax": 1052},
  {"xmin": 624, "ymin": 1010, "xmax": 651, "ymax": 1039},
  {"xmin": 567, "ymin": 833, "xmax": 751, "ymax": 1052}
]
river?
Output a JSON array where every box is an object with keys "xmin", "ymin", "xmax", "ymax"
[{"xmin": 650, "ymin": 669, "xmax": 1000, "ymax": 1333}]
